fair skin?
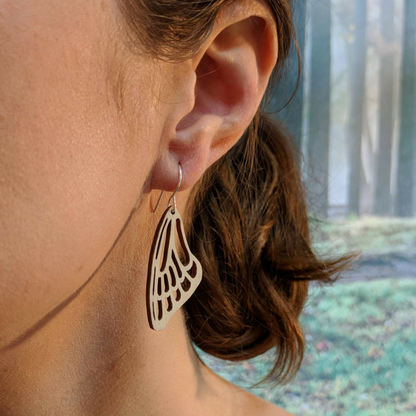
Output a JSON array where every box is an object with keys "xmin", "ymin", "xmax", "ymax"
[{"xmin": 0, "ymin": 0, "xmax": 295, "ymax": 415}]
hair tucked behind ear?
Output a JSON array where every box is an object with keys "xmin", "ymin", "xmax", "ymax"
[
  {"xmin": 183, "ymin": 112, "xmax": 351, "ymax": 385},
  {"xmin": 118, "ymin": 0, "xmax": 352, "ymax": 386}
]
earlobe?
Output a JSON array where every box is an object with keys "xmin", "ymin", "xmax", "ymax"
[{"xmin": 151, "ymin": 0, "xmax": 277, "ymax": 193}]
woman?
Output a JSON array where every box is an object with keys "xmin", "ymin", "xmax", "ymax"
[{"xmin": 0, "ymin": 0, "xmax": 346, "ymax": 415}]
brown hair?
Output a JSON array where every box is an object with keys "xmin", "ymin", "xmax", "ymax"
[{"xmin": 118, "ymin": 0, "xmax": 351, "ymax": 385}]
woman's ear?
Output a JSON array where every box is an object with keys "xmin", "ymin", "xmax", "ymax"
[{"xmin": 151, "ymin": 0, "xmax": 277, "ymax": 192}]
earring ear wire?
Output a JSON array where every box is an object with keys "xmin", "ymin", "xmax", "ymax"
[
  {"xmin": 147, "ymin": 163, "xmax": 202, "ymax": 331},
  {"xmin": 152, "ymin": 165, "xmax": 183, "ymax": 214}
]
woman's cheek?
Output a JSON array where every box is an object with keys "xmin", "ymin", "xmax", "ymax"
[{"xmin": 0, "ymin": 0, "xmax": 158, "ymax": 343}]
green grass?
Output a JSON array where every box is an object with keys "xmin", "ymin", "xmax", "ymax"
[
  {"xmin": 310, "ymin": 216, "xmax": 416, "ymax": 257},
  {"xmin": 198, "ymin": 278, "xmax": 416, "ymax": 416}
]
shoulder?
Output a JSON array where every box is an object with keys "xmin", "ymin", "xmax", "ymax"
[
  {"xmin": 239, "ymin": 391, "xmax": 297, "ymax": 416},
  {"xmin": 225, "ymin": 383, "xmax": 297, "ymax": 416},
  {"xmin": 200, "ymin": 364, "xmax": 297, "ymax": 416}
]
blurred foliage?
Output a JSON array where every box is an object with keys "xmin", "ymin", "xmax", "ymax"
[
  {"xmin": 198, "ymin": 278, "xmax": 416, "ymax": 415},
  {"xmin": 310, "ymin": 216, "xmax": 416, "ymax": 256}
]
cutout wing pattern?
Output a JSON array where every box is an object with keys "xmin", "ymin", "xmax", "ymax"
[{"xmin": 147, "ymin": 206, "xmax": 202, "ymax": 331}]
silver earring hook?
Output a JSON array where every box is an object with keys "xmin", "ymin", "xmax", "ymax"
[{"xmin": 153, "ymin": 165, "xmax": 183, "ymax": 214}]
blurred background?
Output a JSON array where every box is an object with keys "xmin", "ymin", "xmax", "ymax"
[{"xmin": 199, "ymin": 0, "xmax": 416, "ymax": 415}]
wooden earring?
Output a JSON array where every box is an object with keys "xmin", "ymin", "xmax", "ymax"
[{"xmin": 146, "ymin": 165, "xmax": 203, "ymax": 331}]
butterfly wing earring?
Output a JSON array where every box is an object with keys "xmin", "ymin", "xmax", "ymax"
[{"xmin": 146, "ymin": 165, "xmax": 203, "ymax": 331}]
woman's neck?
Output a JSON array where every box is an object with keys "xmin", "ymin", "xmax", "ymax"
[{"xmin": 0, "ymin": 199, "xmax": 235, "ymax": 416}]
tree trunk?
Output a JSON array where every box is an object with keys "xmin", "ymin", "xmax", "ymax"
[
  {"xmin": 394, "ymin": 0, "xmax": 416, "ymax": 217},
  {"xmin": 347, "ymin": 0, "xmax": 368, "ymax": 216},
  {"xmin": 373, "ymin": 0, "xmax": 395, "ymax": 216},
  {"xmin": 269, "ymin": 0, "xmax": 306, "ymax": 151},
  {"xmin": 306, "ymin": 0, "xmax": 332, "ymax": 218}
]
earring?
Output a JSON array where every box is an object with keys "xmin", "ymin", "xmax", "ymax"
[{"xmin": 146, "ymin": 165, "xmax": 203, "ymax": 331}]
